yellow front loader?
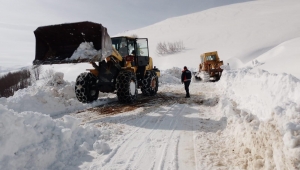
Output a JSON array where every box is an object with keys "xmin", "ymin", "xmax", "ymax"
[
  {"xmin": 33, "ymin": 21, "xmax": 160, "ymax": 103},
  {"xmin": 194, "ymin": 51, "xmax": 223, "ymax": 82}
]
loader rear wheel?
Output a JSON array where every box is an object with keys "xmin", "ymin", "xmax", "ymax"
[
  {"xmin": 75, "ymin": 72, "xmax": 99, "ymax": 103},
  {"xmin": 116, "ymin": 71, "xmax": 137, "ymax": 103},
  {"xmin": 141, "ymin": 70, "xmax": 158, "ymax": 96}
]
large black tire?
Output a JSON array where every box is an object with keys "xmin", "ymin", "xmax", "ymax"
[
  {"xmin": 141, "ymin": 70, "xmax": 158, "ymax": 96},
  {"xmin": 214, "ymin": 72, "xmax": 222, "ymax": 81},
  {"xmin": 75, "ymin": 72, "xmax": 99, "ymax": 103},
  {"xmin": 116, "ymin": 71, "xmax": 138, "ymax": 103}
]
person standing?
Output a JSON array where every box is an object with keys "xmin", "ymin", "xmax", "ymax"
[{"xmin": 181, "ymin": 66, "xmax": 192, "ymax": 98}]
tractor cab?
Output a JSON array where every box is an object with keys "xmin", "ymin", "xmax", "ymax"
[
  {"xmin": 200, "ymin": 53, "xmax": 218, "ymax": 64},
  {"xmin": 111, "ymin": 36, "xmax": 149, "ymax": 67},
  {"xmin": 204, "ymin": 54, "xmax": 217, "ymax": 61},
  {"xmin": 111, "ymin": 36, "xmax": 151, "ymax": 86}
]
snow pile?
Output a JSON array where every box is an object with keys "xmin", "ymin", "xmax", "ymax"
[
  {"xmin": 0, "ymin": 72, "xmax": 114, "ymax": 117},
  {"xmin": 163, "ymin": 67, "xmax": 182, "ymax": 79},
  {"xmin": 159, "ymin": 67, "xmax": 182, "ymax": 85},
  {"xmin": 93, "ymin": 140, "xmax": 111, "ymax": 154},
  {"xmin": 0, "ymin": 105, "xmax": 111, "ymax": 170},
  {"xmin": 0, "ymin": 72, "xmax": 115, "ymax": 169},
  {"xmin": 68, "ymin": 42, "xmax": 99, "ymax": 60},
  {"xmin": 218, "ymin": 68, "xmax": 300, "ymax": 169},
  {"xmin": 45, "ymin": 72, "xmax": 66, "ymax": 86},
  {"xmin": 220, "ymin": 68, "xmax": 300, "ymax": 120},
  {"xmin": 68, "ymin": 42, "xmax": 113, "ymax": 62}
]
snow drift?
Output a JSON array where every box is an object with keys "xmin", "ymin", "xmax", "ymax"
[{"xmin": 218, "ymin": 68, "xmax": 300, "ymax": 169}]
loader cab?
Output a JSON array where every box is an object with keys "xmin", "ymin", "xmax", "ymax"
[
  {"xmin": 200, "ymin": 51, "xmax": 219, "ymax": 63},
  {"xmin": 111, "ymin": 36, "xmax": 150, "ymax": 67}
]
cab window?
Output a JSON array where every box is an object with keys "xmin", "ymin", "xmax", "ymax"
[
  {"xmin": 136, "ymin": 39, "xmax": 149, "ymax": 57},
  {"xmin": 206, "ymin": 55, "xmax": 216, "ymax": 61}
]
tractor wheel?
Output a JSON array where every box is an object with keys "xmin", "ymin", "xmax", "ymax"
[
  {"xmin": 215, "ymin": 72, "xmax": 222, "ymax": 81},
  {"xmin": 116, "ymin": 71, "xmax": 138, "ymax": 103},
  {"xmin": 215, "ymin": 75, "xmax": 220, "ymax": 82},
  {"xmin": 141, "ymin": 70, "xmax": 158, "ymax": 96},
  {"xmin": 75, "ymin": 72, "xmax": 99, "ymax": 103}
]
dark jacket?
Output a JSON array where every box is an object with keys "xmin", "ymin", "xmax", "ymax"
[{"xmin": 181, "ymin": 69, "xmax": 192, "ymax": 82}]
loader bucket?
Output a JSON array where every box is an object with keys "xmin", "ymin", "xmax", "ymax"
[{"xmin": 33, "ymin": 21, "xmax": 113, "ymax": 65}]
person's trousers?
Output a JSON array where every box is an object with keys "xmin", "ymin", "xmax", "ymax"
[{"xmin": 184, "ymin": 81, "xmax": 190, "ymax": 97}]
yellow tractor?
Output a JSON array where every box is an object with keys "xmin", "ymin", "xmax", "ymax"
[
  {"xmin": 33, "ymin": 21, "xmax": 160, "ymax": 103},
  {"xmin": 194, "ymin": 51, "xmax": 223, "ymax": 82}
]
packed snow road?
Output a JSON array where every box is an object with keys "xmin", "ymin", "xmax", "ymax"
[{"xmin": 69, "ymin": 82, "xmax": 235, "ymax": 170}]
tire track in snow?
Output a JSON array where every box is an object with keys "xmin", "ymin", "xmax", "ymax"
[
  {"xmin": 166, "ymin": 105, "xmax": 199, "ymax": 170},
  {"xmin": 193, "ymin": 114, "xmax": 199, "ymax": 170},
  {"xmin": 101, "ymin": 117, "xmax": 147, "ymax": 166},
  {"xmin": 116, "ymin": 103, "xmax": 207, "ymax": 170},
  {"xmin": 76, "ymin": 83, "xmax": 231, "ymax": 170},
  {"xmin": 101, "ymin": 104, "xmax": 177, "ymax": 169},
  {"xmin": 158, "ymin": 104, "xmax": 186, "ymax": 170},
  {"xmin": 122, "ymin": 103, "xmax": 185, "ymax": 170}
]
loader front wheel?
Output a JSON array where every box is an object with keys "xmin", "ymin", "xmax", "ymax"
[
  {"xmin": 141, "ymin": 70, "xmax": 158, "ymax": 96},
  {"xmin": 75, "ymin": 72, "xmax": 99, "ymax": 103},
  {"xmin": 116, "ymin": 71, "xmax": 137, "ymax": 103}
]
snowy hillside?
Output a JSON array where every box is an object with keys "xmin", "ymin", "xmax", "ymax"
[
  {"xmin": 36, "ymin": 0, "xmax": 300, "ymax": 82},
  {"xmin": 116, "ymin": 0, "xmax": 300, "ymax": 77}
]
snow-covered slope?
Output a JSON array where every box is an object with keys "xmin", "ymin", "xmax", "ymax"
[
  {"xmin": 34, "ymin": 0, "xmax": 300, "ymax": 82},
  {"xmin": 116, "ymin": 0, "xmax": 300, "ymax": 75},
  {"xmin": 247, "ymin": 37, "xmax": 300, "ymax": 78}
]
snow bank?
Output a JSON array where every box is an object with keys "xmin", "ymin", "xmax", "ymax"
[
  {"xmin": 0, "ymin": 73, "xmax": 115, "ymax": 169},
  {"xmin": 0, "ymin": 72, "xmax": 115, "ymax": 117},
  {"xmin": 220, "ymin": 68, "xmax": 300, "ymax": 120},
  {"xmin": 218, "ymin": 68, "xmax": 300, "ymax": 169},
  {"xmin": 159, "ymin": 67, "xmax": 182, "ymax": 85},
  {"xmin": 0, "ymin": 104, "xmax": 111, "ymax": 170}
]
